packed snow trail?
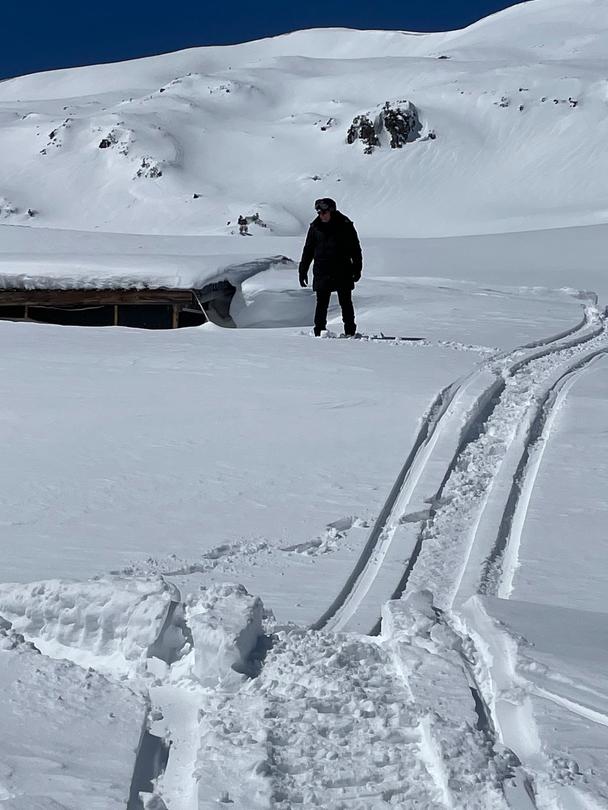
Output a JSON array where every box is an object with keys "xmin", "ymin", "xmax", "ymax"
[
  {"xmin": 406, "ymin": 310, "xmax": 607, "ymax": 611},
  {"xmin": 215, "ymin": 630, "xmax": 444, "ymax": 809},
  {"xmin": 300, "ymin": 305, "xmax": 608, "ymax": 809},
  {"xmin": 313, "ymin": 306, "xmax": 603, "ymax": 634},
  {"xmin": 483, "ymin": 355, "xmax": 607, "ymax": 600},
  {"xmin": 198, "ymin": 614, "xmax": 511, "ymax": 809},
  {"xmin": 375, "ymin": 308, "xmax": 608, "ymax": 810}
]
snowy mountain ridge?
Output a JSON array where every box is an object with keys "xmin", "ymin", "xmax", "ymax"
[{"xmin": 0, "ymin": 0, "xmax": 607, "ymax": 237}]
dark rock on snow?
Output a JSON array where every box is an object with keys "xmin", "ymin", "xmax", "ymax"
[
  {"xmin": 378, "ymin": 102, "xmax": 420, "ymax": 148},
  {"xmin": 346, "ymin": 101, "xmax": 421, "ymax": 154},
  {"xmin": 346, "ymin": 115, "xmax": 380, "ymax": 154}
]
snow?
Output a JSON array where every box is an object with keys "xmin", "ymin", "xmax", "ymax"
[
  {"xmin": 464, "ymin": 595, "xmax": 608, "ymax": 807},
  {"xmin": 506, "ymin": 355, "xmax": 608, "ymax": 612},
  {"xmin": 2, "ymin": 0, "xmax": 608, "ymax": 806},
  {"xmin": 0, "ymin": 626, "xmax": 146, "ymax": 808},
  {"xmin": 1, "ymin": 0, "xmax": 608, "ymax": 238},
  {"xmin": 0, "ymin": 576, "xmax": 172, "ymax": 676},
  {"xmin": 187, "ymin": 583, "xmax": 264, "ymax": 686}
]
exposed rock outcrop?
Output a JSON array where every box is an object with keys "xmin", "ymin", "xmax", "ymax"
[
  {"xmin": 346, "ymin": 115, "xmax": 380, "ymax": 154},
  {"xmin": 378, "ymin": 101, "xmax": 420, "ymax": 149},
  {"xmin": 346, "ymin": 101, "xmax": 422, "ymax": 154},
  {"xmin": 96, "ymin": 126, "xmax": 131, "ymax": 156},
  {"xmin": 135, "ymin": 157, "xmax": 163, "ymax": 179},
  {"xmin": 40, "ymin": 118, "xmax": 72, "ymax": 155}
]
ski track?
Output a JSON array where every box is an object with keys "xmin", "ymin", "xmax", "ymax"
[
  {"xmin": 294, "ymin": 305, "xmax": 608, "ymax": 810},
  {"xmin": 5, "ymin": 307, "xmax": 606, "ymax": 809},
  {"xmin": 492, "ymin": 354, "xmax": 606, "ymax": 600},
  {"xmin": 252, "ymin": 631, "xmax": 442, "ymax": 809},
  {"xmin": 132, "ymin": 312, "xmax": 602, "ymax": 809},
  {"xmin": 166, "ymin": 305, "xmax": 604, "ymax": 810},
  {"xmin": 312, "ymin": 306, "xmax": 603, "ymax": 633}
]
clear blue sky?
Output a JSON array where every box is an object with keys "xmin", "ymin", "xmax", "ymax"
[{"xmin": 2, "ymin": 0, "xmax": 527, "ymax": 80}]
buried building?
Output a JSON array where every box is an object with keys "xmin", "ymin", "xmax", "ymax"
[
  {"xmin": 0, "ymin": 284, "xmax": 233, "ymax": 329},
  {"xmin": 0, "ymin": 255, "xmax": 292, "ymax": 330},
  {"xmin": 0, "ymin": 282, "xmax": 236, "ymax": 329}
]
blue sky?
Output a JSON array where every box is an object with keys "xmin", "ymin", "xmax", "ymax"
[{"xmin": 3, "ymin": 0, "xmax": 526, "ymax": 80}]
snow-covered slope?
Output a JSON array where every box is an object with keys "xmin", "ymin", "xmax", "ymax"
[
  {"xmin": 1, "ymin": 0, "xmax": 607, "ymax": 237},
  {"xmin": 3, "ymin": 3, "xmax": 608, "ymax": 808}
]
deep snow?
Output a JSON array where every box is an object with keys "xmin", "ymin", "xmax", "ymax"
[{"xmin": 2, "ymin": 0, "xmax": 608, "ymax": 807}]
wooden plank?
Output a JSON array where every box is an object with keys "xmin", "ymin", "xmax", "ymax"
[{"xmin": 0, "ymin": 289, "xmax": 195, "ymax": 306}]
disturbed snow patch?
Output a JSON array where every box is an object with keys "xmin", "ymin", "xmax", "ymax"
[
  {"xmin": 185, "ymin": 582, "xmax": 266, "ymax": 685},
  {"xmin": 383, "ymin": 592, "xmax": 513, "ymax": 808},
  {"xmin": 0, "ymin": 620, "xmax": 146, "ymax": 808},
  {"xmin": 195, "ymin": 589, "xmax": 511, "ymax": 809},
  {"xmin": 0, "ymin": 576, "xmax": 267, "ymax": 809},
  {"xmin": 0, "ymin": 576, "xmax": 519, "ymax": 808},
  {"xmin": 0, "ymin": 576, "xmax": 173, "ymax": 676},
  {"xmin": 281, "ymin": 515, "xmax": 370, "ymax": 555}
]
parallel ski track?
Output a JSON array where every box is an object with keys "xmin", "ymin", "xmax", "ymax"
[
  {"xmin": 143, "ymin": 307, "xmax": 603, "ymax": 810},
  {"xmin": 461, "ymin": 347, "xmax": 608, "ymax": 810},
  {"xmin": 395, "ymin": 317, "xmax": 607, "ymax": 614},
  {"xmin": 398, "ymin": 314, "xmax": 605, "ymax": 810},
  {"xmin": 310, "ymin": 379, "xmax": 458, "ymax": 632},
  {"xmin": 482, "ymin": 350, "xmax": 608, "ymax": 599},
  {"xmin": 311, "ymin": 308, "xmax": 602, "ymax": 634}
]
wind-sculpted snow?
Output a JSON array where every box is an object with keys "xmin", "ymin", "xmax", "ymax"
[{"xmin": 0, "ymin": 576, "xmax": 172, "ymax": 676}]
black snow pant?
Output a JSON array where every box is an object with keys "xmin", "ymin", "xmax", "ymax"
[{"xmin": 314, "ymin": 288, "xmax": 356, "ymax": 335}]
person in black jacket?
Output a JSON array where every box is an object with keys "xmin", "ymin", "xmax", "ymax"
[{"xmin": 298, "ymin": 198, "xmax": 362, "ymax": 336}]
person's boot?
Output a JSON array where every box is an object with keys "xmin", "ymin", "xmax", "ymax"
[
  {"xmin": 343, "ymin": 323, "xmax": 357, "ymax": 337},
  {"xmin": 314, "ymin": 326, "xmax": 323, "ymax": 336}
]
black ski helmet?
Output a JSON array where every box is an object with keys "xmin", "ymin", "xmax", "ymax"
[{"xmin": 314, "ymin": 198, "xmax": 337, "ymax": 212}]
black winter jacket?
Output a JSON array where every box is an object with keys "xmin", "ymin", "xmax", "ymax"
[{"xmin": 298, "ymin": 211, "xmax": 363, "ymax": 292}]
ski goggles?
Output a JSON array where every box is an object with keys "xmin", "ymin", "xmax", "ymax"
[{"xmin": 315, "ymin": 198, "xmax": 335, "ymax": 212}]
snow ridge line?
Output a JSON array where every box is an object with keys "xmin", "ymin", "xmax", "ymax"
[
  {"xmin": 532, "ymin": 685, "xmax": 608, "ymax": 729},
  {"xmin": 455, "ymin": 603, "xmax": 542, "ymax": 810},
  {"xmin": 311, "ymin": 307, "xmax": 599, "ymax": 634},
  {"xmin": 482, "ymin": 350, "xmax": 608, "ymax": 599},
  {"xmin": 368, "ymin": 376, "xmax": 506, "ymax": 634}
]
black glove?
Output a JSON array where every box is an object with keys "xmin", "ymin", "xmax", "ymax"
[
  {"xmin": 352, "ymin": 269, "xmax": 362, "ymax": 283},
  {"xmin": 299, "ymin": 271, "xmax": 308, "ymax": 288}
]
